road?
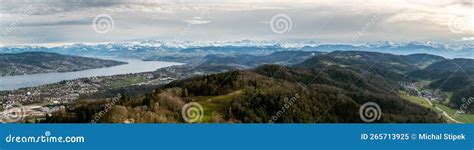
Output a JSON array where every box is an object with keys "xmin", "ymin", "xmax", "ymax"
[{"xmin": 418, "ymin": 96, "xmax": 462, "ymax": 123}]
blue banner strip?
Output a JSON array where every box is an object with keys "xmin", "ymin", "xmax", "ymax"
[{"xmin": 0, "ymin": 124, "xmax": 473, "ymax": 150}]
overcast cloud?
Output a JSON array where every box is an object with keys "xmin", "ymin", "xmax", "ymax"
[{"xmin": 0, "ymin": 0, "xmax": 473, "ymax": 45}]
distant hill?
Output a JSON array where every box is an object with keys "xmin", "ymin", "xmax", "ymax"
[
  {"xmin": 200, "ymin": 51, "xmax": 320, "ymax": 68},
  {"xmin": 424, "ymin": 59, "xmax": 474, "ymax": 73},
  {"xmin": 2, "ymin": 41, "xmax": 472, "ymax": 59},
  {"xmin": 405, "ymin": 53, "xmax": 445, "ymax": 68},
  {"xmin": 409, "ymin": 58, "xmax": 474, "ymax": 90},
  {"xmin": 144, "ymin": 51, "xmax": 321, "ymax": 73},
  {"xmin": 296, "ymin": 51, "xmax": 445, "ymax": 84},
  {"xmin": 0, "ymin": 52, "xmax": 127, "ymax": 76}
]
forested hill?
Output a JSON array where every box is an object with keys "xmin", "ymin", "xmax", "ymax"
[
  {"xmin": 0, "ymin": 52, "xmax": 127, "ymax": 76},
  {"xmin": 44, "ymin": 51, "xmax": 454, "ymax": 123}
]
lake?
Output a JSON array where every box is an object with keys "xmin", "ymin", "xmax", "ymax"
[{"xmin": 0, "ymin": 58, "xmax": 183, "ymax": 91}]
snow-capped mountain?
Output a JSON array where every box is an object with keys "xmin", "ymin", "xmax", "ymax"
[{"xmin": 0, "ymin": 40, "xmax": 473, "ymax": 59}]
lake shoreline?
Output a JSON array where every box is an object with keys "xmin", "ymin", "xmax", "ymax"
[{"xmin": 0, "ymin": 58, "xmax": 183, "ymax": 91}]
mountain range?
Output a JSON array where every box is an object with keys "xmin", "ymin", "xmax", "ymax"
[{"xmin": 1, "ymin": 41, "xmax": 473, "ymax": 61}]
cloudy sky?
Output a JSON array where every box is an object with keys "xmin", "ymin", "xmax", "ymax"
[{"xmin": 0, "ymin": 0, "xmax": 473, "ymax": 45}]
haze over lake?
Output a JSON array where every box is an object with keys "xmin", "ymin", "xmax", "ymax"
[{"xmin": 0, "ymin": 58, "xmax": 182, "ymax": 91}]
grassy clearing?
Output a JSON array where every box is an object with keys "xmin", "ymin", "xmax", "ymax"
[
  {"xmin": 399, "ymin": 91, "xmax": 433, "ymax": 108},
  {"xmin": 419, "ymin": 80, "xmax": 431, "ymax": 86},
  {"xmin": 106, "ymin": 76, "xmax": 147, "ymax": 88},
  {"xmin": 400, "ymin": 91, "xmax": 474, "ymax": 123},
  {"xmin": 441, "ymin": 91, "xmax": 454, "ymax": 105},
  {"xmin": 435, "ymin": 104, "xmax": 474, "ymax": 123},
  {"xmin": 444, "ymin": 92, "xmax": 454, "ymax": 99},
  {"xmin": 193, "ymin": 90, "xmax": 242, "ymax": 122},
  {"xmin": 417, "ymin": 61, "xmax": 437, "ymax": 69}
]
